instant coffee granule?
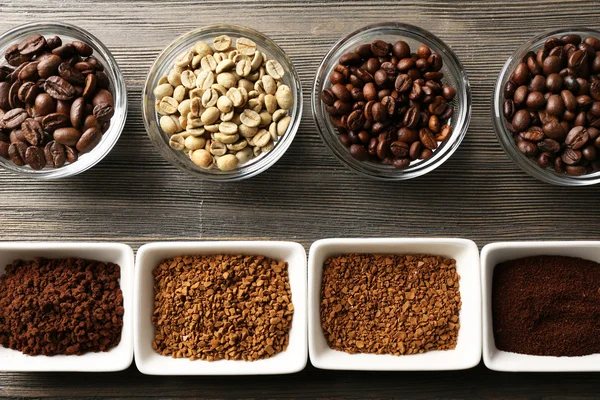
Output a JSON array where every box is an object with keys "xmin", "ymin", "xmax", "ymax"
[
  {"xmin": 321, "ymin": 254, "xmax": 461, "ymax": 355},
  {"xmin": 152, "ymin": 254, "xmax": 294, "ymax": 361},
  {"xmin": 492, "ymin": 255, "xmax": 600, "ymax": 357},
  {"xmin": 0, "ymin": 258, "xmax": 124, "ymax": 356}
]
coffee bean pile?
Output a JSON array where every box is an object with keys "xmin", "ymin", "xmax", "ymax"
[
  {"xmin": 152, "ymin": 254, "xmax": 294, "ymax": 361},
  {"xmin": 0, "ymin": 257, "xmax": 124, "ymax": 356},
  {"xmin": 504, "ymin": 34, "xmax": 600, "ymax": 176},
  {"xmin": 321, "ymin": 40, "xmax": 456, "ymax": 169},
  {"xmin": 0, "ymin": 34, "xmax": 114, "ymax": 170},
  {"xmin": 321, "ymin": 254, "xmax": 461, "ymax": 356}
]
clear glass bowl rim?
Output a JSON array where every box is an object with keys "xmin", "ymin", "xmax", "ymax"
[
  {"xmin": 493, "ymin": 27, "xmax": 600, "ymax": 186},
  {"xmin": 0, "ymin": 21, "xmax": 128, "ymax": 179},
  {"xmin": 142, "ymin": 24, "xmax": 303, "ymax": 181},
  {"xmin": 311, "ymin": 21, "xmax": 472, "ymax": 181}
]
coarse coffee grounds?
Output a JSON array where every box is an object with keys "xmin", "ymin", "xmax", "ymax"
[
  {"xmin": 492, "ymin": 255, "xmax": 600, "ymax": 357},
  {"xmin": 152, "ymin": 254, "xmax": 294, "ymax": 361},
  {"xmin": 320, "ymin": 254, "xmax": 461, "ymax": 355},
  {"xmin": 0, "ymin": 257, "xmax": 124, "ymax": 356}
]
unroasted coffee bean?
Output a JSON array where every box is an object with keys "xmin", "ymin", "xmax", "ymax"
[{"xmin": 322, "ymin": 38, "xmax": 457, "ymax": 169}]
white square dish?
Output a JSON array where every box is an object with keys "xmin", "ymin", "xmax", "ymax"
[
  {"xmin": 0, "ymin": 242, "xmax": 134, "ymax": 372},
  {"xmin": 134, "ymin": 241, "xmax": 307, "ymax": 375},
  {"xmin": 308, "ymin": 238, "xmax": 481, "ymax": 371},
  {"xmin": 481, "ymin": 241, "xmax": 600, "ymax": 372}
]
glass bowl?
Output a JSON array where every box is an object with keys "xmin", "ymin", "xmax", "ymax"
[
  {"xmin": 0, "ymin": 22, "xmax": 127, "ymax": 179},
  {"xmin": 312, "ymin": 22, "xmax": 471, "ymax": 181},
  {"xmin": 143, "ymin": 25, "xmax": 302, "ymax": 181},
  {"xmin": 493, "ymin": 28, "xmax": 600, "ymax": 186}
]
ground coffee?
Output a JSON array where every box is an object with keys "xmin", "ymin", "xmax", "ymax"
[
  {"xmin": 0, "ymin": 257, "xmax": 124, "ymax": 356},
  {"xmin": 492, "ymin": 255, "xmax": 600, "ymax": 357}
]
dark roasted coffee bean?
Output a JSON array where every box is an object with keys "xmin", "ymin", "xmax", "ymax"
[
  {"xmin": 397, "ymin": 58, "xmax": 415, "ymax": 71},
  {"xmin": 562, "ymin": 147, "xmax": 582, "ymax": 165},
  {"xmin": 517, "ymin": 140, "xmax": 538, "ymax": 156},
  {"xmin": 8, "ymin": 81, "xmax": 23, "ymax": 109},
  {"xmin": 5, "ymin": 44, "xmax": 29, "ymax": 66},
  {"xmin": 546, "ymin": 73, "xmax": 563, "ymax": 93},
  {"xmin": 408, "ymin": 140, "xmax": 422, "ymax": 160},
  {"xmin": 537, "ymin": 152, "xmax": 552, "ymax": 168},
  {"xmin": 349, "ymin": 143, "xmax": 368, "ymax": 161},
  {"xmin": 76, "ymin": 127, "xmax": 101, "ymax": 154},
  {"xmin": 513, "ymin": 85, "xmax": 528, "ymax": 106},
  {"xmin": 355, "ymin": 68, "xmax": 373, "ymax": 83},
  {"xmin": 347, "ymin": 110, "xmax": 365, "ymax": 131},
  {"xmin": 339, "ymin": 52, "xmax": 361, "ymax": 66},
  {"xmin": 74, "ymin": 61, "xmax": 95, "ymax": 75},
  {"xmin": 565, "ymin": 165, "xmax": 586, "ymax": 175},
  {"xmin": 366, "ymin": 58, "xmax": 380, "ymax": 74},
  {"xmin": 334, "ymin": 64, "xmax": 350, "ymax": 78},
  {"xmin": 0, "ymin": 81, "xmax": 9, "ymax": 110},
  {"xmin": 381, "ymin": 96, "xmax": 396, "ymax": 115},
  {"xmin": 590, "ymin": 81, "xmax": 600, "ymax": 101},
  {"xmin": 65, "ymin": 145, "xmax": 78, "ymax": 164},
  {"xmin": 563, "ymin": 74, "xmax": 580, "ymax": 92},
  {"xmin": 53, "ymin": 127, "xmax": 81, "ymax": 146},
  {"xmin": 18, "ymin": 61, "xmax": 39, "ymax": 82},
  {"xmin": 373, "ymin": 69, "xmax": 388, "ymax": 87},
  {"xmin": 380, "ymin": 62, "xmax": 396, "ymax": 76},
  {"xmin": 419, "ymin": 127, "xmax": 437, "ymax": 150},
  {"xmin": 371, "ymin": 102, "xmax": 387, "ymax": 122},
  {"xmin": 442, "ymin": 85, "xmax": 456, "ymax": 101},
  {"xmin": 526, "ymin": 91, "xmax": 545, "ymax": 109},
  {"xmin": 44, "ymin": 140, "xmax": 66, "ymax": 168},
  {"xmin": 46, "ymin": 36, "xmax": 62, "ymax": 50},
  {"xmin": 355, "ymin": 44, "xmax": 373, "ymax": 59},
  {"xmin": 58, "ymin": 61, "xmax": 85, "ymax": 86},
  {"xmin": 0, "ymin": 140, "xmax": 9, "ymax": 159},
  {"xmin": 538, "ymin": 138, "xmax": 561, "ymax": 154},
  {"xmin": 338, "ymin": 134, "xmax": 350, "ymax": 147},
  {"xmin": 44, "ymin": 76, "xmax": 75, "ymax": 101},
  {"xmin": 371, "ymin": 40, "xmax": 391, "ymax": 57},
  {"xmin": 512, "ymin": 62, "xmax": 530, "ymax": 85},
  {"xmin": 428, "ymin": 114, "xmax": 440, "ymax": 133},
  {"xmin": 428, "ymin": 96, "xmax": 447, "ymax": 116},
  {"xmin": 393, "ymin": 157, "xmax": 410, "ymax": 169},
  {"xmin": 568, "ymin": 50, "xmax": 588, "ymax": 70},
  {"xmin": 37, "ymin": 54, "xmax": 62, "ymax": 78},
  {"xmin": 561, "ymin": 89, "xmax": 577, "ymax": 112},
  {"xmin": 527, "ymin": 54, "xmax": 542, "ymax": 75},
  {"xmin": 69, "ymin": 97, "xmax": 86, "ymax": 129},
  {"xmin": 404, "ymin": 106, "xmax": 420, "ymax": 129},
  {"xmin": 582, "ymin": 144, "xmax": 597, "ymax": 161},
  {"xmin": 9, "ymin": 129, "xmax": 26, "ymax": 144},
  {"xmin": 504, "ymin": 80, "xmax": 517, "ymax": 99},
  {"xmin": 331, "ymin": 83, "xmax": 351, "ymax": 103},
  {"xmin": 18, "ymin": 34, "xmax": 46, "ymax": 56},
  {"xmin": 397, "ymin": 127, "xmax": 419, "ymax": 143},
  {"xmin": 394, "ymin": 74, "xmax": 412, "ymax": 93},
  {"xmin": 520, "ymin": 126, "xmax": 544, "ymax": 142},
  {"xmin": 512, "ymin": 109, "xmax": 531, "ymax": 132},
  {"xmin": 2, "ymin": 108, "xmax": 28, "ymax": 130},
  {"xmin": 577, "ymin": 94, "xmax": 593, "ymax": 108},
  {"xmin": 435, "ymin": 124, "xmax": 452, "ymax": 141},
  {"xmin": 543, "ymin": 55, "xmax": 562, "ymax": 75},
  {"xmin": 24, "ymin": 145, "xmax": 45, "ymax": 170},
  {"xmin": 546, "ymin": 94, "xmax": 565, "ymax": 117},
  {"xmin": 392, "ymin": 41, "xmax": 410, "ymax": 59},
  {"xmin": 561, "ymin": 34, "xmax": 582, "ymax": 46},
  {"xmin": 21, "ymin": 118, "xmax": 44, "ymax": 146},
  {"xmin": 376, "ymin": 139, "xmax": 389, "ymax": 160},
  {"xmin": 8, "ymin": 141, "xmax": 27, "ymax": 166},
  {"xmin": 17, "ymin": 81, "xmax": 38, "ymax": 104},
  {"xmin": 565, "ymin": 126, "xmax": 589, "ymax": 150},
  {"xmin": 529, "ymin": 74, "xmax": 546, "ymax": 92},
  {"xmin": 574, "ymin": 111, "xmax": 587, "ymax": 126},
  {"xmin": 71, "ymin": 40, "xmax": 93, "ymax": 57},
  {"xmin": 321, "ymin": 88, "xmax": 335, "ymax": 105},
  {"xmin": 583, "ymin": 36, "xmax": 600, "ymax": 51},
  {"xmin": 42, "ymin": 112, "xmax": 69, "ymax": 132},
  {"xmin": 428, "ymin": 53, "xmax": 443, "ymax": 72},
  {"xmin": 390, "ymin": 140, "xmax": 409, "ymax": 157}
]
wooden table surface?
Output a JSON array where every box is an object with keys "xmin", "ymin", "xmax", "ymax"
[{"xmin": 1, "ymin": 0, "xmax": 600, "ymax": 398}]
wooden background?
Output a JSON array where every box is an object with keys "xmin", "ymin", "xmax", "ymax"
[{"xmin": 1, "ymin": 0, "xmax": 600, "ymax": 398}]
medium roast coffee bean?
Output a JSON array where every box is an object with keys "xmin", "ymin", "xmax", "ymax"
[
  {"xmin": 53, "ymin": 127, "xmax": 82, "ymax": 146},
  {"xmin": 8, "ymin": 141, "xmax": 27, "ymax": 165},
  {"xmin": 44, "ymin": 140, "xmax": 66, "ymax": 168},
  {"xmin": 44, "ymin": 76, "xmax": 75, "ymax": 101},
  {"xmin": 76, "ymin": 127, "xmax": 101, "ymax": 154},
  {"xmin": 24, "ymin": 145, "xmax": 45, "ymax": 170}
]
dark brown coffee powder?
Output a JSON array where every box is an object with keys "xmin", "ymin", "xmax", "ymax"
[
  {"xmin": 492, "ymin": 255, "xmax": 600, "ymax": 357},
  {"xmin": 0, "ymin": 257, "xmax": 124, "ymax": 356}
]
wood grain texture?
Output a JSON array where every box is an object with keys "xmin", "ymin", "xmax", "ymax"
[{"xmin": 1, "ymin": 0, "xmax": 600, "ymax": 398}]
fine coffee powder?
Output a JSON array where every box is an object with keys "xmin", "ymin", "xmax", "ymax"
[
  {"xmin": 0, "ymin": 257, "xmax": 124, "ymax": 356},
  {"xmin": 492, "ymin": 255, "xmax": 600, "ymax": 357}
]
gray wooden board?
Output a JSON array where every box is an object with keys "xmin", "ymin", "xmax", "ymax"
[{"xmin": 1, "ymin": 0, "xmax": 600, "ymax": 398}]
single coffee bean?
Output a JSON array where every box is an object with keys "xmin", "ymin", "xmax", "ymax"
[
  {"xmin": 71, "ymin": 40, "xmax": 93, "ymax": 57},
  {"xmin": 18, "ymin": 61, "xmax": 40, "ymax": 81},
  {"xmin": 70, "ymin": 97, "xmax": 86, "ymax": 129},
  {"xmin": 58, "ymin": 61, "xmax": 85, "ymax": 86},
  {"xmin": 408, "ymin": 140, "xmax": 422, "ymax": 160},
  {"xmin": 504, "ymin": 80, "xmax": 517, "ymax": 99},
  {"xmin": 44, "ymin": 76, "xmax": 75, "ymax": 101},
  {"xmin": 51, "ymin": 43, "xmax": 75, "ymax": 58},
  {"xmin": 0, "ymin": 140, "xmax": 9, "ymax": 159},
  {"xmin": 568, "ymin": 50, "xmax": 588, "ymax": 70},
  {"xmin": 546, "ymin": 73, "xmax": 563, "ymax": 93},
  {"xmin": 53, "ymin": 127, "xmax": 82, "ymax": 146},
  {"xmin": 526, "ymin": 91, "xmax": 545, "ymax": 109},
  {"xmin": 577, "ymin": 94, "xmax": 593, "ymax": 108},
  {"xmin": 397, "ymin": 58, "xmax": 415, "ymax": 71},
  {"xmin": 561, "ymin": 89, "xmax": 577, "ymax": 112},
  {"xmin": 582, "ymin": 145, "xmax": 597, "ymax": 161},
  {"xmin": 17, "ymin": 81, "xmax": 37, "ymax": 104},
  {"xmin": 5, "ymin": 43, "xmax": 29, "ymax": 66},
  {"xmin": 8, "ymin": 141, "xmax": 27, "ymax": 166},
  {"xmin": 37, "ymin": 54, "xmax": 62, "ymax": 78},
  {"xmin": 44, "ymin": 140, "xmax": 66, "ymax": 168},
  {"xmin": 537, "ymin": 152, "xmax": 552, "ymax": 168},
  {"xmin": 397, "ymin": 127, "xmax": 419, "ymax": 143},
  {"xmin": 0, "ymin": 81, "xmax": 10, "ymax": 109},
  {"xmin": 394, "ymin": 74, "xmax": 412, "ymax": 93},
  {"xmin": 24, "ymin": 145, "xmax": 46, "ymax": 170},
  {"xmin": 529, "ymin": 75, "xmax": 547, "ymax": 92},
  {"xmin": 380, "ymin": 96, "xmax": 396, "ymax": 115},
  {"xmin": 371, "ymin": 102, "xmax": 387, "ymax": 122},
  {"xmin": 65, "ymin": 145, "xmax": 78, "ymax": 163},
  {"xmin": 442, "ymin": 85, "xmax": 456, "ymax": 101},
  {"xmin": 562, "ymin": 147, "xmax": 582, "ymax": 165},
  {"xmin": 76, "ymin": 127, "xmax": 101, "ymax": 154},
  {"xmin": 46, "ymin": 36, "xmax": 62, "ymax": 50},
  {"xmin": 2, "ymin": 108, "xmax": 28, "ymax": 129},
  {"xmin": 429, "ymin": 114, "xmax": 440, "ymax": 133},
  {"xmin": 517, "ymin": 140, "xmax": 538, "ymax": 156},
  {"xmin": 18, "ymin": 34, "xmax": 46, "ymax": 56},
  {"xmin": 392, "ymin": 41, "xmax": 410, "ymax": 59},
  {"xmin": 347, "ymin": 110, "xmax": 365, "ymax": 131},
  {"xmin": 393, "ymin": 157, "xmax": 410, "ymax": 169},
  {"xmin": 512, "ymin": 62, "xmax": 530, "ymax": 85},
  {"xmin": 561, "ymin": 34, "xmax": 582, "ymax": 46},
  {"xmin": 512, "ymin": 109, "xmax": 531, "ymax": 132},
  {"xmin": 574, "ymin": 111, "xmax": 587, "ymax": 127},
  {"xmin": 373, "ymin": 70, "xmax": 388, "ymax": 87},
  {"xmin": 8, "ymin": 81, "xmax": 23, "ymax": 109},
  {"xmin": 21, "ymin": 118, "xmax": 44, "ymax": 146},
  {"xmin": 371, "ymin": 40, "xmax": 391, "ymax": 57},
  {"xmin": 404, "ymin": 106, "xmax": 420, "ymax": 129},
  {"xmin": 546, "ymin": 94, "xmax": 565, "ymax": 116},
  {"xmin": 42, "ymin": 112, "xmax": 69, "ymax": 132},
  {"xmin": 419, "ymin": 127, "xmax": 438, "ymax": 150},
  {"xmin": 390, "ymin": 140, "xmax": 409, "ymax": 157},
  {"xmin": 543, "ymin": 56, "xmax": 562, "ymax": 75},
  {"xmin": 428, "ymin": 96, "xmax": 447, "ymax": 116},
  {"xmin": 565, "ymin": 165, "xmax": 587, "ymax": 175},
  {"xmin": 355, "ymin": 44, "xmax": 373, "ymax": 59},
  {"xmin": 520, "ymin": 126, "xmax": 545, "ymax": 142},
  {"xmin": 590, "ymin": 81, "xmax": 600, "ymax": 101},
  {"xmin": 538, "ymin": 138, "xmax": 561, "ymax": 154},
  {"xmin": 565, "ymin": 126, "xmax": 589, "ymax": 150},
  {"xmin": 513, "ymin": 85, "xmax": 528, "ymax": 106},
  {"xmin": 435, "ymin": 124, "xmax": 452, "ymax": 141},
  {"xmin": 321, "ymin": 88, "xmax": 335, "ymax": 105}
]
